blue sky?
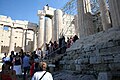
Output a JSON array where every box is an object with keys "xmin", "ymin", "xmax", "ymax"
[{"xmin": 0, "ymin": 0, "xmax": 69, "ymax": 24}]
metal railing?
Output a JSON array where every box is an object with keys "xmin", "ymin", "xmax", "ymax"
[{"xmin": 45, "ymin": 45, "xmax": 67, "ymax": 59}]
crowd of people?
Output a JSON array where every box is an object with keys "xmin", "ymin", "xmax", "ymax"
[
  {"xmin": 44, "ymin": 35, "xmax": 79, "ymax": 57},
  {"xmin": 0, "ymin": 35, "xmax": 79, "ymax": 80},
  {"xmin": 1, "ymin": 49, "xmax": 53, "ymax": 80}
]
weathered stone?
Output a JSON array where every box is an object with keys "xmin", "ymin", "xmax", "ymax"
[
  {"xmin": 75, "ymin": 65, "xmax": 82, "ymax": 71},
  {"xmin": 59, "ymin": 60, "xmax": 65, "ymax": 64},
  {"xmin": 99, "ymin": 46, "xmax": 120, "ymax": 54},
  {"xmin": 109, "ymin": 63, "xmax": 120, "ymax": 70},
  {"xmin": 102, "ymin": 55, "xmax": 114, "ymax": 63},
  {"xmin": 82, "ymin": 58, "xmax": 89, "ymax": 64},
  {"xmin": 80, "ymin": 75, "xmax": 96, "ymax": 80},
  {"xmin": 114, "ymin": 54, "xmax": 120, "ymax": 63},
  {"xmin": 98, "ymin": 72, "xmax": 112, "ymax": 80},
  {"xmin": 90, "ymin": 56, "xmax": 101, "ymax": 64},
  {"xmin": 94, "ymin": 64, "xmax": 109, "ymax": 71},
  {"xmin": 77, "ymin": 59, "xmax": 83, "ymax": 64},
  {"xmin": 74, "ymin": 59, "xmax": 78, "ymax": 64}
]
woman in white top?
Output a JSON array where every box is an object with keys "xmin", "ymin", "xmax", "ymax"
[{"xmin": 32, "ymin": 61, "xmax": 53, "ymax": 80}]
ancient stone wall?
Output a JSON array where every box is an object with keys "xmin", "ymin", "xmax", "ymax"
[{"xmin": 60, "ymin": 28, "xmax": 120, "ymax": 79}]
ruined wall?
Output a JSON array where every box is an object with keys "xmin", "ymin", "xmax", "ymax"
[{"xmin": 60, "ymin": 28, "xmax": 120, "ymax": 79}]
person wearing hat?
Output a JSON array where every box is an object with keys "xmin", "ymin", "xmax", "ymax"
[{"xmin": 32, "ymin": 61, "xmax": 53, "ymax": 80}]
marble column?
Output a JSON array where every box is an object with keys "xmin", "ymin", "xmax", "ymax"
[
  {"xmin": 52, "ymin": 17, "xmax": 55, "ymax": 42},
  {"xmin": 24, "ymin": 29, "xmax": 27, "ymax": 52},
  {"xmin": 77, "ymin": 0, "xmax": 85, "ymax": 38},
  {"xmin": 98, "ymin": 0, "xmax": 111, "ymax": 30},
  {"xmin": 108, "ymin": 0, "xmax": 120, "ymax": 29},
  {"xmin": 38, "ymin": 14, "xmax": 45, "ymax": 49},
  {"xmin": 45, "ymin": 18, "xmax": 52, "ymax": 44},
  {"xmin": 22, "ymin": 29, "xmax": 25, "ymax": 51},
  {"xmin": 54, "ymin": 9, "xmax": 63, "ymax": 41},
  {"xmin": 33, "ymin": 31, "xmax": 37, "ymax": 51},
  {"xmin": 84, "ymin": 13, "xmax": 95, "ymax": 36},
  {"xmin": 74, "ymin": 15, "xmax": 79, "ymax": 36},
  {"xmin": 78, "ymin": 0, "xmax": 94, "ymax": 38},
  {"xmin": 9, "ymin": 27, "xmax": 15, "ymax": 53},
  {"xmin": 84, "ymin": 0, "xmax": 91, "ymax": 13},
  {"xmin": 0, "ymin": 24, "xmax": 4, "ymax": 53}
]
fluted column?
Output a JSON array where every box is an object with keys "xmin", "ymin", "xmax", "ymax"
[
  {"xmin": 52, "ymin": 17, "xmax": 54, "ymax": 42},
  {"xmin": 84, "ymin": 0, "xmax": 91, "ymax": 13},
  {"xmin": 33, "ymin": 31, "xmax": 37, "ymax": 51},
  {"xmin": 22, "ymin": 29, "xmax": 25, "ymax": 51},
  {"xmin": 98, "ymin": 0, "xmax": 111, "ymax": 30},
  {"xmin": 38, "ymin": 12, "xmax": 45, "ymax": 49},
  {"xmin": 108, "ymin": 0, "xmax": 120, "ymax": 29},
  {"xmin": 0, "ymin": 24, "xmax": 4, "ymax": 53},
  {"xmin": 74, "ymin": 15, "xmax": 79, "ymax": 36},
  {"xmin": 54, "ymin": 9, "xmax": 63, "ymax": 41},
  {"xmin": 45, "ymin": 18, "xmax": 52, "ymax": 44},
  {"xmin": 24, "ymin": 29, "xmax": 27, "ymax": 52},
  {"xmin": 77, "ymin": 0, "xmax": 85, "ymax": 38},
  {"xmin": 9, "ymin": 27, "xmax": 15, "ymax": 53}
]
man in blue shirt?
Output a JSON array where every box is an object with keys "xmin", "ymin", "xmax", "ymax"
[{"xmin": 23, "ymin": 53, "xmax": 30, "ymax": 80}]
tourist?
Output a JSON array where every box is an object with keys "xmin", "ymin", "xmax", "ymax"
[
  {"xmin": 13, "ymin": 53, "xmax": 22, "ymax": 77},
  {"xmin": 36, "ymin": 48, "xmax": 43, "ymax": 60},
  {"xmin": 29, "ymin": 56, "xmax": 35, "ymax": 77},
  {"xmin": 0, "ymin": 61, "xmax": 16, "ymax": 80},
  {"xmin": 67, "ymin": 37, "xmax": 71, "ymax": 48},
  {"xmin": 9, "ymin": 51, "xmax": 15, "ymax": 69},
  {"xmin": 19, "ymin": 49, "xmax": 24, "ymax": 63},
  {"xmin": 53, "ymin": 41, "xmax": 58, "ymax": 51},
  {"xmin": 2, "ymin": 53, "xmax": 10, "ymax": 64},
  {"xmin": 10, "ymin": 51, "xmax": 15, "ymax": 63},
  {"xmin": 49, "ymin": 41, "xmax": 54, "ymax": 54},
  {"xmin": 32, "ymin": 61, "xmax": 53, "ymax": 80},
  {"xmin": 73, "ymin": 35, "xmax": 79, "ymax": 42},
  {"xmin": 22, "ymin": 53, "xmax": 30, "ymax": 80},
  {"xmin": 45, "ymin": 43, "xmax": 49, "ymax": 56}
]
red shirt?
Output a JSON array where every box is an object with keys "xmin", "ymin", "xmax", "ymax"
[{"xmin": 30, "ymin": 63, "xmax": 35, "ymax": 77}]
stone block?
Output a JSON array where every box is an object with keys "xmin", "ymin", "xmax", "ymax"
[
  {"xmin": 82, "ymin": 58, "xmax": 89, "ymax": 63},
  {"xmin": 75, "ymin": 65, "xmax": 82, "ymax": 71},
  {"xmin": 90, "ymin": 56, "xmax": 101, "ymax": 64},
  {"xmin": 114, "ymin": 54, "xmax": 120, "ymax": 62},
  {"xmin": 106, "ymin": 41, "xmax": 115, "ymax": 47},
  {"xmin": 67, "ymin": 65, "xmax": 71, "ymax": 70},
  {"xmin": 109, "ymin": 63, "xmax": 120, "ymax": 70},
  {"xmin": 102, "ymin": 55, "xmax": 114, "ymax": 63},
  {"xmin": 100, "ymin": 46, "xmax": 120, "ymax": 54},
  {"xmin": 78, "ymin": 59, "xmax": 82, "ymax": 64},
  {"xmin": 102, "ymin": 42, "xmax": 108, "ymax": 48},
  {"xmin": 114, "ymin": 39, "xmax": 120, "ymax": 46},
  {"xmin": 84, "ymin": 46, "xmax": 90, "ymax": 52},
  {"xmin": 96, "ymin": 43, "xmax": 104, "ymax": 49},
  {"xmin": 98, "ymin": 72, "xmax": 112, "ymax": 80},
  {"xmin": 80, "ymin": 75, "xmax": 96, "ymax": 80},
  {"xmin": 90, "ymin": 46, "xmax": 96, "ymax": 51},
  {"xmin": 70, "ymin": 64, "xmax": 76, "ymax": 71},
  {"xmin": 59, "ymin": 60, "xmax": 65, "ymax": 64},
  {"xmin": 74, "ymin": 59, "xmax": 78, "ymax": 64}
]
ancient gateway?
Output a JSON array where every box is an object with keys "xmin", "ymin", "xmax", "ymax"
[{"xmin": 0, "ymin": 5, "xmax": 76, "ymax": 53}]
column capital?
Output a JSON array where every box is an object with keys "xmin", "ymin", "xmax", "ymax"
[{"xmin": 38, "ymin": 10, "xmax": 45, "ymax": 17}]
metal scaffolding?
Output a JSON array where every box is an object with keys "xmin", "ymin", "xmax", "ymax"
[{"xmin": 60, "ymin": 0, "xmax": 109, "ymax": 36}]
